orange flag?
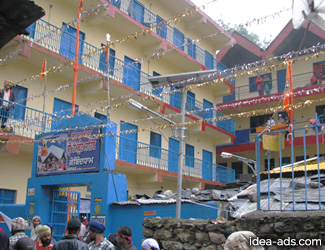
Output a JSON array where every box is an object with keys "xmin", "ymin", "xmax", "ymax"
[
  {"xmin": 40, "ymin": 58, "xmax": 47, "ymax": 89},
  {"xmin": 283, "ymin": 61, "xmax": 293, "ymax": 139}
]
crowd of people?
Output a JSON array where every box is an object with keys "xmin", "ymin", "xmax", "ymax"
[{"xmin": 0, "ymin": 216, "xmax": 160, "ymax": 250}]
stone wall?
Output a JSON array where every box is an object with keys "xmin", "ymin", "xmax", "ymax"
[{"xmin": 142, "ymin": 210, "xmax": 325, "ymax": 250}]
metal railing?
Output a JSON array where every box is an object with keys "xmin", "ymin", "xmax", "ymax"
[
  {"xmin": 116, "ymin": 135, "xmax": 235, "ymax": 183},
  {"xmin": 217, "ymin": 70, "xmax": 324, "ymax": 104},
  {"xmin": 0, "ymin": 98, "xmax": 53, "ymax": 138},
  {"xmin": 109, "ymin": 0, "xmax": 227, "ymax": 71},
  {"xmin": 256, "ymin": 121, "xmax": 325, "ymax": 211}
]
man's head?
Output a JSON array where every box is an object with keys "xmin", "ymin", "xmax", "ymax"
[
  {"xmin": 11, "ymin": 217, "xmax": 28, "ymax": 235},
  {"xmin": 67, "ymin": 217, "xmax": 81, "ymax": 235},
  {"xmin": 15, "ymin": 237, "xmax": 36, "ymax": 250},
  {"xmin": 116, "ymin": 226, "xmax": 132, "ymax": 246},
  {"xmin": 4, "ymin": 80, "xmax": 13, "ymax": 90},
  {"xmin": 38, "ymin": 225, "xmax": 52, "ymax": 246},
  {"xmin": 44, "ymin": 223, "xmax": 54, "ymax": 235},
  {"xmin": 88, "ymin": 221, "xmax": 106, "ymax": 241}
]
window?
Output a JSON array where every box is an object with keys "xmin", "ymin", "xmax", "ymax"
[
  {"xmin": 150, "ymin": 132, "xmax": 161, "ymax": 158},
  {"xmin": 0, "ymin": 189, "xmax": 16, "ymax": 204},
  {"xmin": 296, "ymin": 155, "xmax": 309, "ymax": 162},
  {"xmin": 264, "ymin": 158, "xmax": 275, "ymax": 170},
  {"xmin": 281, "ymin": 157, "xmax": 291, "ymax": 166},
  {"xmin": 185, "ymin": 144, "xmax": 194, "ymax": 168},
  {"xmin": 313, "ymin": 61, "xmax": 324, "ymax": 84},
  {"xmin": 249, "ymin": 73, "xmax": 272, "ymax": 93},
  {"xmin": 250, "ymin": 114, "xmax": 270, "ymax": 133},
  {"xmin": 232, "ymin": 162, "xmax": 243, "ymax": 179},
  {"xmin": 316, "ymin": 104, "xmax": 325, "ymax": 122}
]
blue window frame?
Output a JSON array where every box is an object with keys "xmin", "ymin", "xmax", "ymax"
[
  {"xmin": 99, "ymin": 45, "xmax": 115, "ymax": 76},
  {"xmin": 185, "ymin": 144, "xmax": 194, "ymax": 168},
  {"xmin": 129, "ymin": 0, "xmax": 144, "ymax": 24},
  {"xmin": 173, "ymin": 28, "xmax": 184, "ymax": 51},
  {"xmin": 119, "ymin": 121, "xmax": 138, "ymax": 164},
  {"xmin": 156, "ymin": 15, "xmax": 166, "ymax": 39},
  {"xmin": 0, "ymin": 189, "xmax": 16, "ymax": 204},
  {"xmin": 205, "ymin": 51, "xmax": 214, "ymax": 69},
  {"xmin": 168, "ymin": 138, "xmax": 179, "ymax": 172},
  {"xmin": 52, "ymin": 98, "xmax": 79, "ymax": 130},
  {"xmin": 12, "ymin": 85, "xmax": 28, "ymax": 121},
  {"xmin": 59, "ymin": 22, "xmax": 85, "ymax": 63},
  {"xmin": 26, "ymin": 22, "xmax": 36, "ymax": 39},
  {"xmin": 152, "ymin": 71, "xmax": 163, "ymax": 96},
  {"xmin": 187, "ymin": 38, "xmax": 196, "ymax": 59},
  {"xmin": 186, "ymin": 91, "xmax": 195, "ymax": 112},
  {"xmin": 150, "ymin": 132, "xmax": 161, "ymax": 158},
  {"xmin": 170, "ymin": 86, "xmax": 182, "ymax": 110},
  {"xmin": 202, "ymin": 150, "xmax": 213, "ymax": 180},
  {"xmin": 122, "ymin": 56, "xmax": 141, "ymax": 90}
]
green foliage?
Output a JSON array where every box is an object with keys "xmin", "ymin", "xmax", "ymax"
[{"xmin": 217, "ymin": 19, "xmax": 271, "ymax": 50}]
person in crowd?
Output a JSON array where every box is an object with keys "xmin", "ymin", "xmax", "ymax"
[
  {"xmin": 108, "ymin": 234, "xmax": 122, "ymax": 250},
  {"xmin": 0, "ymin": 230, "xmax": 9, "ymax": 250},
  {"xmin": 0, "ymin": 80, "xmax": 15, "ymax": 130},
  {"xmin": 278, "ymin": 114, "xmax": 285, "ymax": 124},
  {"xmin": 15, "ymin": 237, "xmax": 36, "ymax": 250},
  {"xmin": 266, "ymin": 117, "xmax": 275, "ymax": 127},
  {"xmin": 224, "ymin": 230, "xmax": 264, "ymax": 250},
  {"xmin": 255, "ymin": 75, "xmax": 264, "ymax": 96},
  {"xmin": 141, "ymin": 239, "xmax": 160, "ymax": 250},
  {"xmin": 310, "ymin": 74, "xmax": 318, "ymax": 85},
  {"xmin": 78, "ymin": 223, "xmax": 87, "ymax": 241},
  {"xmin": 30, "ymin": 216, "xmax": 41, "ymax": 240},
  {"xmin": 88, "ymin": 221, "xmax": 115, "ymax": 250},
  {"xmin": 263, "ymin": 75, "xmax": 272, "ymax": 95},
  {"xmin": 9, "ymin": 217, "xmax": 29, "ymax": 249},
  {"xmin": 43, "ymin": 223, "xmax": 56, "ymax": 244},
  {"xmin": 116, "ymin": 226, "xmax": 137, "ymax": 250},
  {"xmin": 52, "ymin": 217, "xmax": 88, "ymax": 250},
  {"xmin": 31, "ymin": 225, "xmax": 42, "ymax": 241},
  {"xmin": 35, "ymin": 225, "xmax": 53, "ymax": 250}
]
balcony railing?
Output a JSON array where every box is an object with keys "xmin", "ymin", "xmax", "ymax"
[
  {"xmin": 0, "ymin": 98, "xmax": 53, "ymax": 139},
  {"xmin": 23, "ymin": 19, "xmax": 234, "ymax": 136},
  {"xmin": 109, "ymin": 0, "xmax": 227, "ymax": 71},
  {"xmin": 116, "ymin": 135, "xmax": 235, "ymax": 183},
  {"xmin": 217, "ymin": 70, "xmax": 324, "ymax": 104}
]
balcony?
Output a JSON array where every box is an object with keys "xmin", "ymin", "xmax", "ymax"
[
  {"xmin": 21, "ymin": 19, "xmax": 234, "ymax": 136},
  {"xmin": 115, "ymin": 135, "xmax": 235, "ymax": 183},
  {"xmin": 217, "ymin": 70, "xmax": 325, "ymax": 109}
]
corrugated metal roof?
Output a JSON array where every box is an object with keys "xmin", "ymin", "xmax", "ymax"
[
  {"xmin": 112, "ymin": 199, "xmax": 195, "ymax": 206},
  {"xmin": 260, "ymin": 161, "xmax": 325, "ymax": 175}
]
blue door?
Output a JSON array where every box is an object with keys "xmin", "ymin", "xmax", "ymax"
[
  {"xmin": 122, "ymin": 56, "xmax": 141, "ymax": 90},
  {"xmin": 185, "ymin": 144, "xmax": 194, "ymax": 168},
  {"xmin": 59, "ymin": 23, "xmax": 85, "ymax": 63},
  {"xmin": 12, "ymin": 85, "xmax": 28, "ymax": 120},
  {"xmin": 205, "ymin": 51, "xmax": 214, "ymax": 69},
  {"xmin": 173, "ymin": 28, "xmax": 184, "ymax": 51},
  {"xmin": 119, "ymin": 122, "xmax": 138, "ymax": 164},
  {"xmin": 99, "ymin": 46, "xmax": 115, "ymax": 76},
  {"xmin": 26, "ymin": 22, "xmax": 36, "ymax": 39},
  {"xmin": 170, "ymin": 86, "xmax": 182, "ymax": 110},
  {"xmin": 129, "ymin": 0, "xmax": 144, "ymax": 24},
  {"xmin": 187, "ymin": 38, "xmax": 196, "ymax": 59},
  {"xmin": 156, "ymin": 15, "xmax": 166, "ymax": 39},
  {"xmin": 51, "ymin": 189, "xmax": 80, "ymax": 241},
  {"xmin": 203, "ymin": 99, "xmax": 213, "ymax": 125},
  {"xmin": 186, "ymin": 91, "xmax": 196, "ymax": 112},
  {"xmin": 150, "ymin": 132, "xmax": 161, "ymax": 158},
  {"xmin": 277, "ymin": 69, "xmax": 286, "ymax": 93},
  {"xmin": 152, "ymin": 71, "xmax": 163, "ymax": 96},
  {"xmin": 202, "ymin": 150, "xmax": 213, "ymax": 180},
  {"xmin": 168, "ymin": 138, "xmax": 179, "ymax": 172},
  {"xmin": 52, "ymin": 98, "xmax": 79, "ymax": 130}
]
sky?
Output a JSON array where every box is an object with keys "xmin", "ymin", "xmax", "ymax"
[{"xmin": 191, "ymin": 0, "xmax": 292, "ymax": 42}]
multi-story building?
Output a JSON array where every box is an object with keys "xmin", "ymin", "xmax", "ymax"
[
  {"xmin": 215, "ymin": 21, "xmax": 325, "ymax": 179},
  {"xmin": 0, "ymin": 0, "xmax": 237, "ymax": 205}
]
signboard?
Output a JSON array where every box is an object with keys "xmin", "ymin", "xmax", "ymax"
[
  {"xmin": 91, "ymin": 214, "xmax": 106, "ymax": 225},
  {"xmin": 36, "ymin": 128, "xmax": 100, "ymax": 176},
  {"xmin": 262, "ymin": 134, "xmax": 285, "ymax": 152}
]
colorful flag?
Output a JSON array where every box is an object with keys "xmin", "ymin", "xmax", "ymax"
[
  {"xmin": 40, "ymin": 58, "xmax": 47, "ymax": 89},
  {"xmin": 283, "ymin": 61, "xmax": 293, "ymax": 140}
]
